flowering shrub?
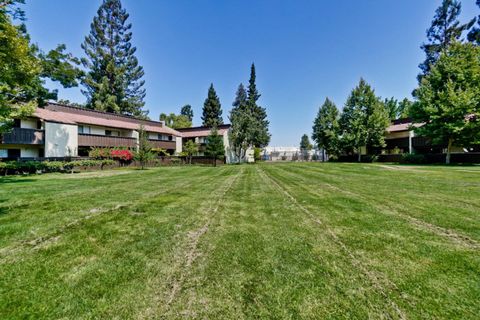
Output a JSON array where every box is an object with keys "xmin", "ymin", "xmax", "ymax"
[
  {"xmin": 89, "ymin": 148, "xmax": 111, "ymax": 159},
  {"xmin": 110, "ymin": 149, "xmax": 133, "ymax": 161}
]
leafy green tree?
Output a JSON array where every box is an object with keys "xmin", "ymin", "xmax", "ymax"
[
  {"xmin": 183, "ymin": 139, "xmax": 198, "ymax": 164},
  {"xmin": 383, "ymin": 97, "xmax": 399, "ymax": 120},
  {"xmin": 398, "ymin": 98, "xmax": 413, "ymax": 119},
  {"xmin": 205, "ymin": 126, "xmax": 225, "ymax": 167},
  {"xmin": 180, "ymin": 104, "xmax": 193, "ymax": 122},
  {"xmin": 468, "ymin": 0, "xmax": 480, "ymax": 45},
  {"xmin": 312, "ymin": 98, "xmax": 340, "ymax": 160},
  {"xmin": 246, "ymin": 63, "xmax": 270, "ymax": 147},
  {"xmin": 339, "ymin": 79, "xmax": 390, "ymax": 161},
  {"xmin": 418, "ymin": 0, "xmax": 474, "ymax": 81},
  {"xmin": 159, "ymin": 112, "xmax": 191, "ymax": 129},
  {"xmin": 300, "ymin": 134, "xmax": 312, "ymax": 150},
  {"xmin": 81, "ymin": 0, "xmax": 147, "ymax": 118},
  {"xmin": 0, "ymin": 0, "xmax": 81, "ymax": 132},
  {"xmin": 230, "ymin": 83, "xmax": 254, "ymax": 162},
  {"xmin": 201, "ymin": 83, "xmax": 223, "ymax": 127},
  {"xmin": 411, "ymin": 42, "xmax": 480, "ymax": 164},
  {"xmin": 134, "ymin": 125, "xmax": 154, "ymax": 169}
]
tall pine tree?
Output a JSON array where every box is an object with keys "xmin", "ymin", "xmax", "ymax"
[
  {"xmin": 418, "ymin": 0, "xmax": 474, "ymax": 81},
  {"xmin": 468, "ymin": 0, "xmax": 480, "ymax": 45},
  {"xmin": 81, "ymin": 0, "xmax": 147, "ymax": 118},
  {"xmin": 201, "ymin": 83, "xmax": 223, "ymax": 127},
  {"xmin": 246, "ymin": 63, "xmax": 270, "ymax": 147}
]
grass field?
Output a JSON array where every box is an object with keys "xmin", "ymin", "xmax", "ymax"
[{"xmin": 0, "ymin": 163, "xmax": 479, "ymax": 319}]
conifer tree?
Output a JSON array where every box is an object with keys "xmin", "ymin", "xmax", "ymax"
[
  {"xmin": 418, "ymin": 0, "xmax": 474, "ymax": 81},
  {"xmin": 201, "ymin": 83, "xmax": 223, "ymax": 127},
  {"xmin": 246, "ymin": 63, "xmax": 270, "ymax": 147},
  {"xmin": 468, "ymin": 0, "xmax": 480, "ymax": 45},
  {"xmin": 205, "ymin": 126, "xmax": 225, "ymax": 167},
  {"xmin": 81, "ymin": 0, "xmax": 147, "ymax": 118}
]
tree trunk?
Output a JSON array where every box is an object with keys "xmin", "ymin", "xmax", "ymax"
[
  {"xmin": 357, "ymin": 151, "xmax": 361, "ymax": 163},
  {"xmin": 446, "ymin": 138, "xmax": 453, "ymax": 165},
  {"xmin": 322, "ymin": 149, "xmax": 325, "ymax": 162},
  {"xmin": 213, "ymin": 156, "xmax": 216, "ymax": 167}
]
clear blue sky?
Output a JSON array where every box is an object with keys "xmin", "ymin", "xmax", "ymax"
[{"xmin": 23, "ymin": 0, "xmax": 477, "ymax": 146}]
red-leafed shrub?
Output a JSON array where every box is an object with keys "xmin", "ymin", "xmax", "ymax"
[{"xmin": 110, "ymin": 149, "xmax": 133, "ymax": 161}]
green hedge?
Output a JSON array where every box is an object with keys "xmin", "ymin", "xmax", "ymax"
[{"xmin": 0, "ymin": 159, "xmax": 118, "ymax": 175}]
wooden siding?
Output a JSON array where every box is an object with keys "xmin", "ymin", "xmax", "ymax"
[{"xmin": 78, "ymin": 134, "xmax": 137, "ymax": 148}]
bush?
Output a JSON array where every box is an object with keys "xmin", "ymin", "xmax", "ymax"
[
  {"xmin": 111, "ymin": 149, "xmax": 133, "ymax": 161},
  {"xmin": 170, "ymin": 158, "xmax": 182, "ymax": 166},
  {"xmin": 44, "ymin": 161, "xmax": 64, "ymax": 172},
  {"xmin": 401, "ymin": 153, "xmax": 427, "ymax": 164}
]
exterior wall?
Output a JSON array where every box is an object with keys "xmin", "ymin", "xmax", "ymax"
[
  {"xmin": 176, "ymin": 136, "xmax": 182, "ymax": 154},
  {"xmin": 45, "ymin": 122, "xmax": 78, "ymax": 157}
]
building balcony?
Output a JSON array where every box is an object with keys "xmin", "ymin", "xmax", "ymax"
[
  {"xmin": 78, "ymin": 133, "xmax": 137, "ymax": 148},
  {"xmin": 148, "ymin": 139, "xmax": 176, "ymax": 150},
  {"xmin": 1, "ymin": 128, "xmax": 44, "ymax": 145}
]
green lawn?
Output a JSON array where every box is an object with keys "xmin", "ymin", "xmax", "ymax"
[{"xmin": 1, "ymin": 163, "xmax": 479, "ymax": 319}]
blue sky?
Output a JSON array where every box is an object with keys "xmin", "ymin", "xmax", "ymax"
[{"xmin": 23, "ymin": 0, "xmax": 477, "ymax": 146}]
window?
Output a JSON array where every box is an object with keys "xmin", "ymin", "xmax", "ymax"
[
  {"xmin": 157, "ymin": 133, "xmax": 162, "ymax": 140},
  {"xmin": 105, "ymin": 130, "xmax": 119, "ymax": 137},
  {"xmin": 168, "ymin": 135, "xmax": 173, "ymax": 141},
  {"xmin": 78, "ymin": 125, "xmax": 91, "ymax": 134},
  {"xmin": 13, "ymin": 119, "xmax": 20, "ymax": 128},
  {"xmin": 8, "ymin": 149, "xmax": 20, "ymax": 158},
  {"xmin": 0, "ymin": 149, "xmax": 7, "ymax": 158}
]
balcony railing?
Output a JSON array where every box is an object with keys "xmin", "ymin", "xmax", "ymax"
[
  {"xmin": 148, "ymin": 139, "xmax": 176, "ymax": 150},
  {"xmin": 78, "ymin": 134, "xmax": 137, "ymax": 148},
  {"xmin": 1, "ymin": 128, "xmax": 44, "ymax": 145}
]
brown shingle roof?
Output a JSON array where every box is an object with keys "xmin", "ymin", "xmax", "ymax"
[{"xmin": 34, "ymin": 104, "xmax": 181, "ymax": 136}]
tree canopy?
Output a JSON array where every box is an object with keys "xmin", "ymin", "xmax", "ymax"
[
  {"xmin": 312, "ymin": 98, "xmax": 340, "ymax": 159},
  {"xmin": 180, "ymin": 104, "xmax": 194, "ymax": 122},
  {"xmin": 159, "ymin": 112, "xmax": 192, "ymax": 129},
  {"xmin": 411, "ymin": 42, "xmax": 480, "ymax": 164},
  {"xmin": 201, "ymin": 83, "xmax": 223, "ymax": 127},
  {"xmin": 81, "ymin": 0, "xmax": 147, "ymax": 118}
]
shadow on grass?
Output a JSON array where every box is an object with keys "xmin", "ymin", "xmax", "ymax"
[{"xmin": 0, "ymin": 176, "xmax": 36, "ymax": 184}]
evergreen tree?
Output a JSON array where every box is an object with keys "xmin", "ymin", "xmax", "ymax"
[
  {"xmin": 312, "ymin": 98, "xmax": 340, "ymax": 161},
  {"xmin": 418, "ymin": 0, "xmax": 474, "ymax": 81},
  {"xmin": 468, "ymin": 0, "xmax": 480, "ymax": 45},
  {"xmin": 180, "ymin": 104, "xmax": 193, "ymax": 122},
  {"xmin": 81, "ymin": 0, "xmax": 147, "ymax": 118},
  {"xmin": 246, "ymin": 63, "xmax": 270, "ymax": 147},
  {"xmin": 339, "ymin": 79, "xmax": 389, "ymax": 161},
  {"xmin": 201, "ymin": 83, "xmax": 223, "ymax": 127},
  {"xmin": 232, "ymin": 83, "xmax": 247, "ymax": 109},
  {"xmin": 383, "ymin": 97, "xmax": 399, "ymax": 120},
  {"xmin": 205, "ymin": 126, "xmax": 225, "ymax": 167},
  {"xmin": 411, "ymin": 42, "xmax": 480, "ymax": 164}
]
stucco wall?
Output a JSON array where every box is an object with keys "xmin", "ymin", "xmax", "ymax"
[
  {"xmin": 45, "ymin": 122, "xmax": 78, "ymax": 157},
  {"xmin": 176, "ymin": 136, "xmax": 182, "ymax": 154}
]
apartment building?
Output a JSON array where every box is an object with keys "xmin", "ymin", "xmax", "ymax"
[{"xmin": 0, "ymin": 103, "xmax": 182, "ymax": 159}]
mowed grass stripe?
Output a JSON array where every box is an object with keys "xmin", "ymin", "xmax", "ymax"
[
  {"xmin": 0, "ymin": 166, "xmax": 237, "ymax": 319},
  {"xmin": 162, "ymin": 166, "xmax": 400, "ymax": 319},
  {"xmin": 272, "ymin": 163, "xmax": 480, "ymax": 248},
  {"xmin": 261, "ymin": 163, "xmax": 480, "ymax": 318},
  {"xmin": 283, "ymin": 162, "xmax": 480, "ymax": 241},
  {"xmin": 0, "ymin": 167, "xmax": 216, "ymax": 248},
  {"xmin": 257, "ymin": 166, "xmax": 407, "ymax": 319}
]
